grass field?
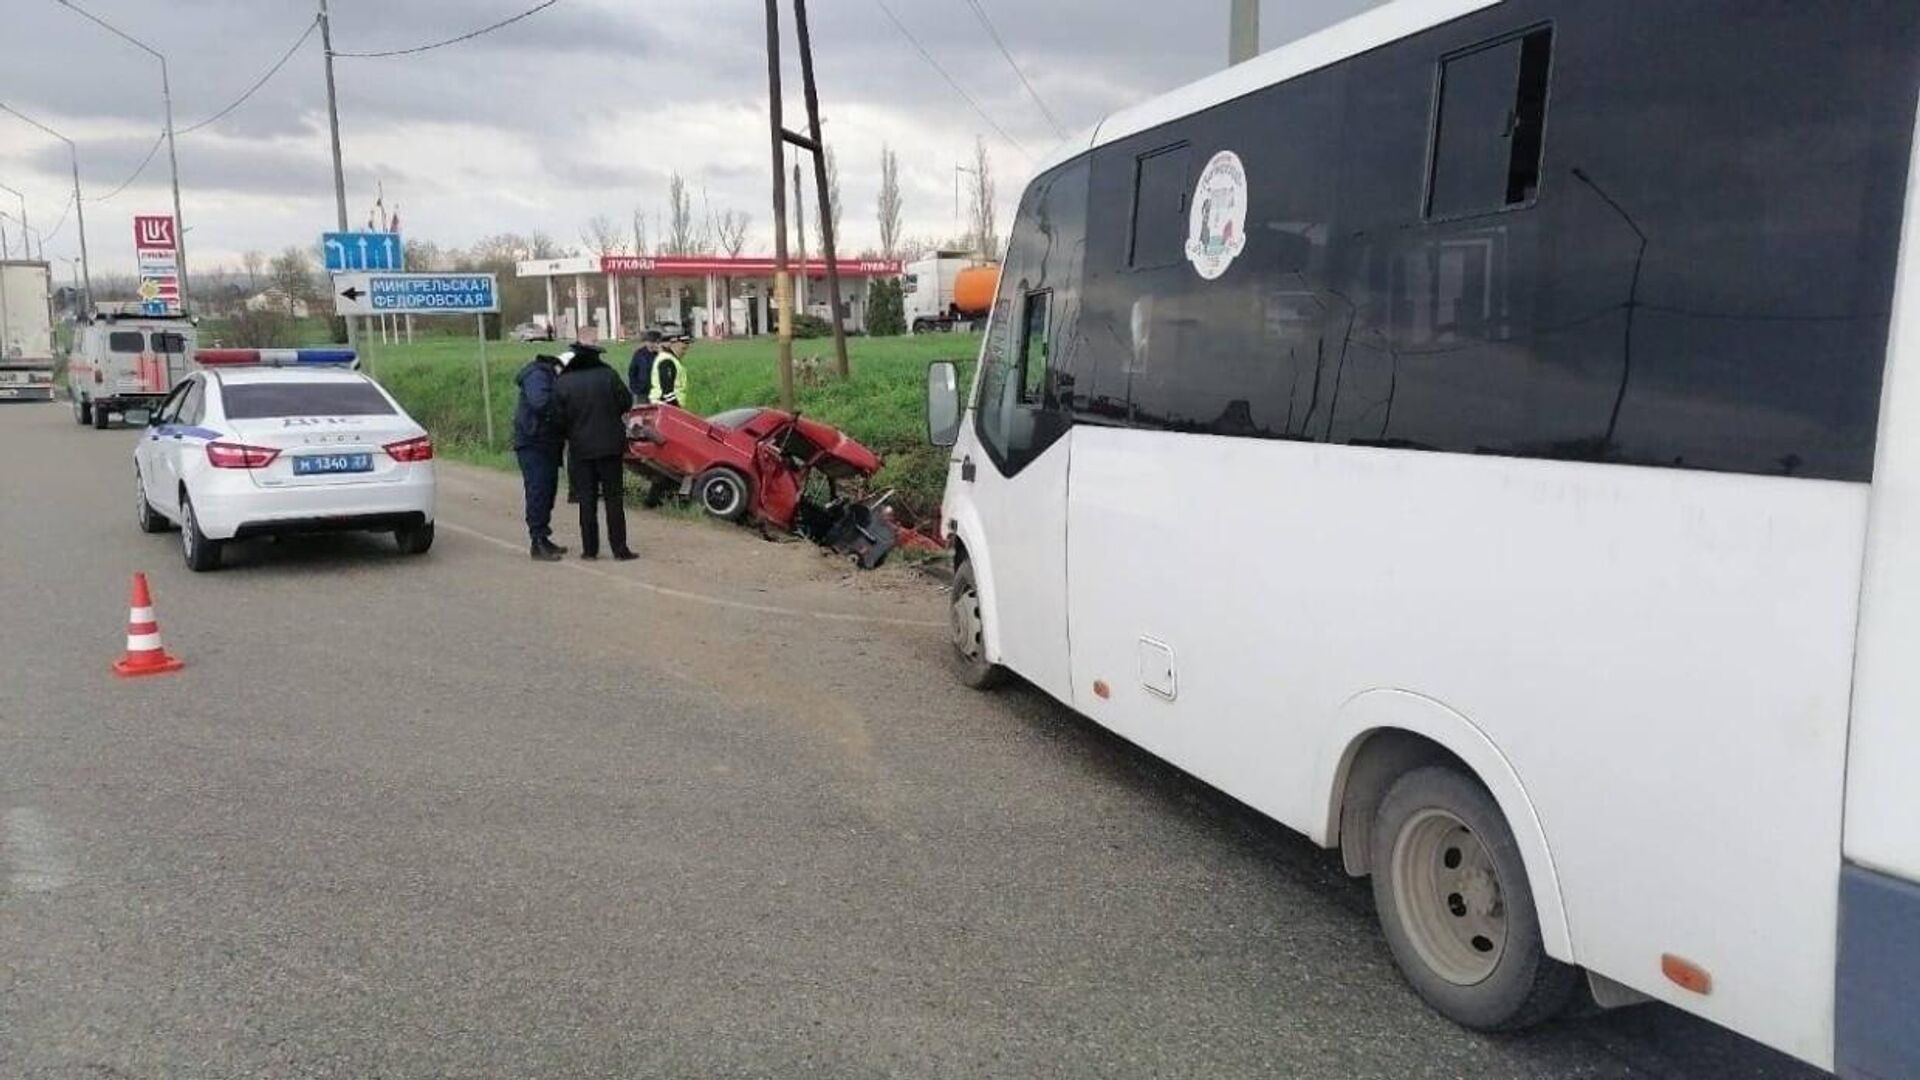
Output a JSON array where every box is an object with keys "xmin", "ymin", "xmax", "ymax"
[{"xmin": 367, "ymin": 333, "xmax": 981, "ymax": 515}]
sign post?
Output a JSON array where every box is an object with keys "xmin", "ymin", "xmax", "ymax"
[
  {"xmin": 333, "ymin": 272, "xmax": 501, "ymax": 446},
  {"xmin": 133, "ymin": 215, "xmax": 180, "ymax": 316},
  {"xmin": 476, "ymin": 313, "xmax": 494, "ymax": 447}
]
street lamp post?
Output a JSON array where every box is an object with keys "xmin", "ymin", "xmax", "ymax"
[
  {"xmin": 0, "ymin": 183, "xmax": 27, "ymax": 258},
  {"xmin": 0, "ymin": 211, "xmax": 43, "ymax": 263},
  {"xmin": 0, "ymin": 103, "xmax": 93, "ymax": 312},
  {"xmin": 56, "ymin": 0, "xmax": 189, "ymax": 314}
]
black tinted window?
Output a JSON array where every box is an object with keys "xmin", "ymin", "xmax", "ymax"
[
  {"xmin": 1073, "ymin": 0, "xmax": 1918, "ymax": 482},
  {"xmin": 152, "ymin": 332, "xmax": 187, "ymax": 354},
  {"xmin": 109, "ymin": 332, "xmax": 144, "ymax": 353},
  {"xmin": 976, "ymin": 160, "xmax": 1089, "ymax": 474},
  {"xmin": 222, "ymin": 381, "xmax": 397, "ymax": 420},
  {"xmin": 1428, "ymin": 28, "xmax": 1553, "ymax": 219},
  {"xmin": 1130, "ymin": 145, "xmax": 1191, "ymax": 269}
]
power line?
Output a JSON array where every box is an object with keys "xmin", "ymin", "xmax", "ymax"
[
  {"xmin": 333, "ymin": 0, "xmax": 563, "ymax": 58},
  {"xmin": 872, "ymin": 0, "xmax": 1027, "ymax": 158},
  {"xmin": 87, "ymin": 131, "xmax": 166, "ymax": 203},
  {"xmin": 41, "ymin": 193, "xmax": 75, "ymax": 244},
  {"xmin": 179, "ymin": 15, "xmax": 321, "ymax": 135},
  {"xmin": 958, "ymin": 0, "xmax": 1065, "ymax": 139}
]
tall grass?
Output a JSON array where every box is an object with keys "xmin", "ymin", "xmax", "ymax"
[{"xmin": 370, "ymin": 333, "xmax": 981, "ymax": 514}]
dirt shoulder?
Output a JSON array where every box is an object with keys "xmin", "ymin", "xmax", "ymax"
[{"xmin": 432, "ymin": 458, "xmax": 949, "ymax": 629}]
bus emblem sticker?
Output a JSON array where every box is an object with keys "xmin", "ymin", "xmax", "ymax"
[{"xmin": 1186, "ymin": 150, "xmax": 1248, "ymax": 280}]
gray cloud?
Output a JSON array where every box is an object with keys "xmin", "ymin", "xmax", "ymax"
[{"xmin": 2, "ymin": 0, "xmax": 1386, "ymax": 273}]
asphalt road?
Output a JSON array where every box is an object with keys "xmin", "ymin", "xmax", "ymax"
[{"xmin": 0, "ymin": 401, "xmax": 1823, "ymax": 1079}]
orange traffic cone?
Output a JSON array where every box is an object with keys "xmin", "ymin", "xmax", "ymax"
[{"xmin": 112, "ymin": 572, "xmax": 184, "ymax": 678}]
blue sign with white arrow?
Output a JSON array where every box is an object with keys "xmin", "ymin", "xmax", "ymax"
[
  {"xmin": 332, "ymin": 272, "xmax": 499, "ymax": 315},
  {"xmin": 322, "ymin": 231, "xmax": 403, "ymax": 272}
]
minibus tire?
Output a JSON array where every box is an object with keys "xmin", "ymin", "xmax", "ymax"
[
  {"xmin": 92, "ymin": 403, "xmax": 110, "ymax": 430},
  {"xmin": 1371, "ymin": 765, "xmax": 1578, "ymax": 1031},
  {"xmin": 949, "ymin": 560, "xmax": 1005, "ymax": 690}
]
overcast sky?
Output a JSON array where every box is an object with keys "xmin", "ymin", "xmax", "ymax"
[{"xmin": 0, "ymin": 0, "xmax": 1382, "ymax": 279}]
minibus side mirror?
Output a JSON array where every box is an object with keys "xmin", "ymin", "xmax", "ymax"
[{"xmin": 927, "ymin": 360, "xmax": 962, "ymax": 447}]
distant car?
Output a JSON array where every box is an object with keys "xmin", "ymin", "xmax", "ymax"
[
  {"xmin": 511, "ymin": 321, "xmax": 555, "ymax": 342},
  {"xmin": 649, "ymin": 321, "xmax": 687, "ymax": 341},
  {"xmin": 132, "ymin": 352, "xmax": 437, "ymax": 571}
]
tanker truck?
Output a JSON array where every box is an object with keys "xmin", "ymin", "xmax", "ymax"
[
  {"xmin": 0, "ymin": 259, "xmax": 57, "ymax": 402},
  {"xmin": 902, "ymin": 253, "xmax": 999, "ymax": 334}
]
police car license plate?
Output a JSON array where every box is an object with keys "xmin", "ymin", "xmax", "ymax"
[{"xmin": 293, "ymin": 453, "xmax": 373, "ymax": 476}]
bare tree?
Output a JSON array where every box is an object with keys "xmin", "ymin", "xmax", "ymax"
[
  {"xmin": 665, "ymin": 173, "xmax": 703, "ymax": 255},
  {"xmin": 241, "ymin": 249, "xmax": 266, "ymax": 292},
  {"xmin": 631, "ymin": 208, "xmax": 650, "ymax": 256},
  {"xmin": 403, "ymin": 238, "xmax": 443, "ymax": 271},
  {"xmin": 581, "ymin": 213, "xmax": 626, "ymax": 256},
  {"xmin": 877, "ymin": 145, "xmax": 903, "ymax": 260},
  {"xmin": 268, "ymin": 246, "xmax": 317, "ymax": 317},
  {"xmin": 823, "ymin": 146, "xmax": 843, "ymax": 255},
  {"xmin": 713, "ymin": 209, "xmax": 752, "ymax": 258},
  {"xmin": 968, "ymin": 136, "xmax": 999, "ymax": 258}
]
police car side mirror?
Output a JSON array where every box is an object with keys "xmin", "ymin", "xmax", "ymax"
[{"xmin": 927, "ymin": 361, "xmax": 962, "ymax": 447}]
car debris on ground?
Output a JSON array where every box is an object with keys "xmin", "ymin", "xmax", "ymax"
[{"xmin": 623, "ymin": 403, "xmax": 942, "ymax": 569}]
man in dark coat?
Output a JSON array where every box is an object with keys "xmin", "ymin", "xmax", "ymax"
[
  {"xmin": 511, "ymin": 352, "xmax": 568, "ymax": 561},
  {"xmin": 627, "ymin": 330, "xmax": 662, "ymax": 401},
  {"xmin": 551, "ymin": 342, "xmax": 637, "ymax": 561}
]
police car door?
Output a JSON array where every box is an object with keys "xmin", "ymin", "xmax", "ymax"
[
  {"xmin": 139, "ymin": 379, "xmax": 189, "ymax": 512},
  {"xmin": 148, "ymin": 376, "xmax": 204, "ymax": 516}
]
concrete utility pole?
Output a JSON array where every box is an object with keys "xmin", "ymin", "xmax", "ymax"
[
  {"xmin": 793, "ymin": 161, "xmax": 806, "ymax": 315},
  {"xmin": 57, "ymin": 0, "xmax": 189, "ymax": 314},
  {"xmin": 0, "ymin": 183, "xmax": 27, "ymax": 258},
  {"xmin": 318, "ymin": 0, "xmax": 357, "ymax": 354},
  {"xmin": 1230, "ymin": 0, "xmax": 1260, "ymax": 65},
  {"xmin": 764, "ymin": 0, "xmax": 796, "ymax": 411}
]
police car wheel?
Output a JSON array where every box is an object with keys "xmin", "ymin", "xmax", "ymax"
[
  {"xmin": 179, "ymin": 494, "xmax": 223, "ymax": 572},
  {"xmin": 135, "ymin": 470, "xmax": 168, "ymax": 534},
  {"xmin": 694, "ymin": 468, "xmax": 750, "ymax": 523},
  {"xmin": 394, "ymin": 521, "xmax": 435, "ymax": 556}
]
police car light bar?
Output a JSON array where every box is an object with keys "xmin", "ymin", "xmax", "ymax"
[{"xmin": 196, "ymin": 349, "xmax": 359, "ymax": 368}]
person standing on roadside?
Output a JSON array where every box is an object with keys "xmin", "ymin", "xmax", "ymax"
[
  {"xmin": 649, "ymin": 335, "xmax": 690, "ymax": 408},
  {"xmin": 511, "ymin": 352, "xmax": 568, "ymax": 562},
  {"xmin": 628, "ymin": 330, "xmax": 663, "ymax": 401},
  {"xmin": 551, "ymin": 342, "xmax": 638, "ymax": 562}
]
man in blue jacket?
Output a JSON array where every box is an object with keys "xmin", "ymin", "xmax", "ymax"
[{"xmin": 512, "ymin": 352, "xmax": 568, "ymax": 561}]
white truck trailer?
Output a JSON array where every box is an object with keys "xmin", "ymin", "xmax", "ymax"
[{"xmin": 0, "ymin": 260, "xmax": 57, "ymax": 402}]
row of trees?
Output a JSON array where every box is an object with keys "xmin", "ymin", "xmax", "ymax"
[
  {"xmin": 183, "ymin": 137, "xmax": 1004, "ymax": 345},
  {"xmin": 573, "ymin": 140, "xmax": 1000, "ymax": 266}
]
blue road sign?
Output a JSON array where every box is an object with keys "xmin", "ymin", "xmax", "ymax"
[
  {"xmin": 332, "ymin": 272, "xmax": 499, "ymax": 315},
  {"xmin": 322, "ymin": 231, "xmax": 403, "ymax": 272}
]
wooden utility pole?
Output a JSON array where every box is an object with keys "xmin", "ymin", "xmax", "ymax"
[
  {"xmin": 764, "ymin": 0, "xmax": 795, "ymax": 410},
  {"xmin": 793, "ymin": 0, "xmax": 851, "ymax": 379},
  {"xmin": 763, "ymin": 0, "xmax": 851, "ymax": 398}
]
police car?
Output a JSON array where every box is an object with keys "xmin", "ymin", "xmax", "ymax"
[{"xmin": 132, "ymin": 350, "xmax": 436, "ymax": 571}]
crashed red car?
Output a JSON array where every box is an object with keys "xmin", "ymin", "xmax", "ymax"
[
  {"xmin": 622, "ymin": 404, "xmax": 882, "ymax": 527},
  {"xmin": 624, "ymin": 404, "xmax": 943, "ymax": 568}
]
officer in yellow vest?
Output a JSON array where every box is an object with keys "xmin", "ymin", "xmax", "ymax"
[{"xmin": 650, "ymin": 336, "xmax": 689, "ymax": 408}]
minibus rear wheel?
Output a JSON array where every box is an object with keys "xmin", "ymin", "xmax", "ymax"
[{"xmin": 1371, "ymin": 765, "xmax": 1578, "ymax": 1031}]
